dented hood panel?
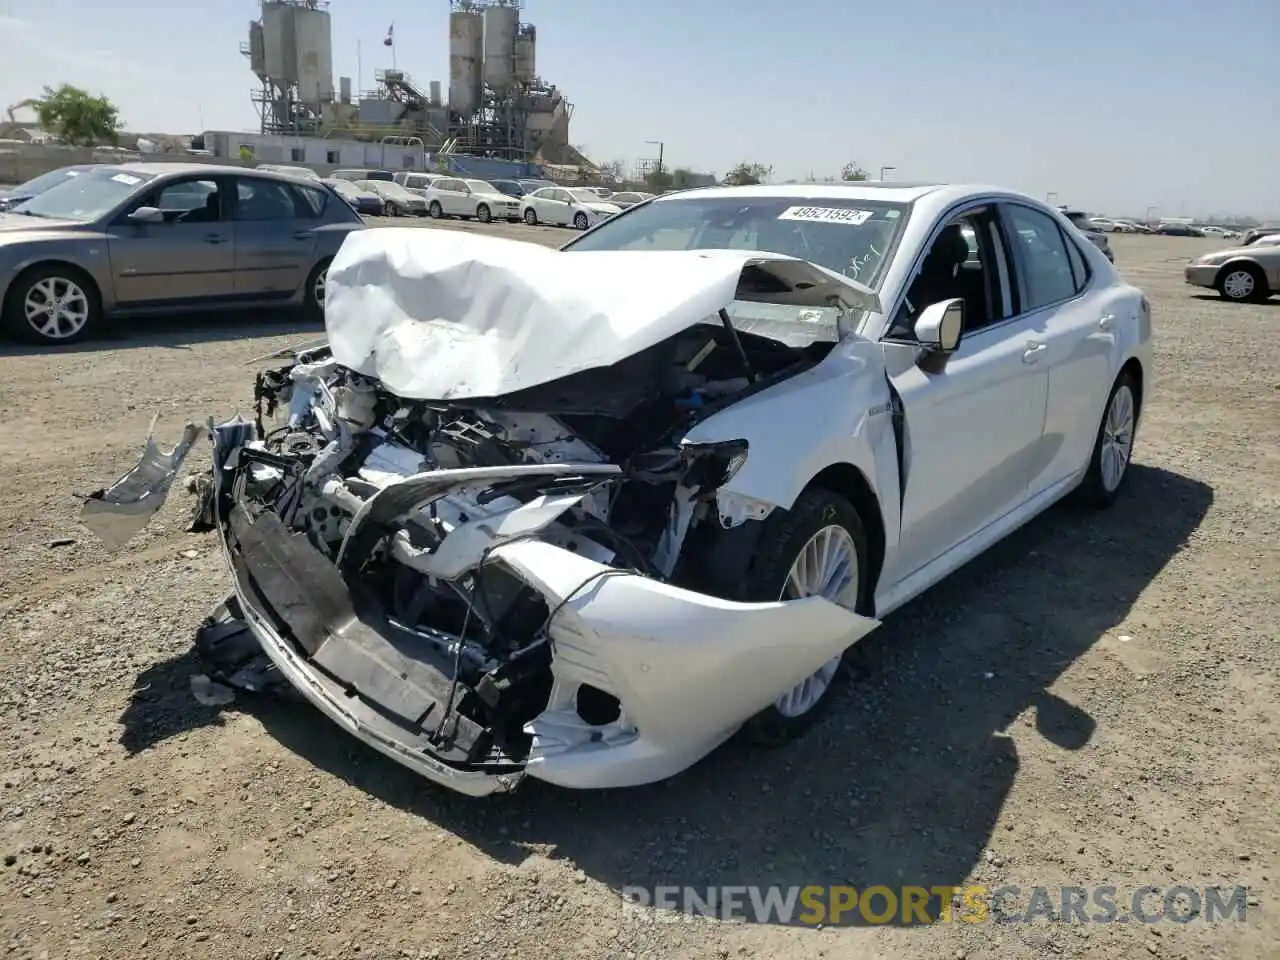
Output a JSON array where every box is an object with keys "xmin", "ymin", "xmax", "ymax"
[{"xmin": 324, "ymin": 229, "xmax": 879, "ymax": 401}]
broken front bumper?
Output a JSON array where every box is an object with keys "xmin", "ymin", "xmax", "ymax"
[{"xmin": 83, "ymin": 420, "xmax": 879, "ymax": 796}]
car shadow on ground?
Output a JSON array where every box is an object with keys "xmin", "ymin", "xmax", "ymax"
[
  {"xmin": 118, "ymin": 463, "xmax": 1212, "ymax": 927},
  {"xmin": 0, "ymin": 311, "xmax": 320, "ymax": 357},
  {"xmin": 1189, "ymin": 294, "xmax": 1279, "ymax": 307}
]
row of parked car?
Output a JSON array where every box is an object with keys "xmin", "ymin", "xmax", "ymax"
[
  {"xmin": 259, "ymin": 164, "xmax": 656, "ymax": 231},
  {"xmin": 0, "ymin": 160, "xmax": 668, "ymax": 347}
]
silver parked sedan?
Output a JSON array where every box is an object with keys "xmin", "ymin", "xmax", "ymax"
[{"xmin": 0, "ymin": 162, "xmax": 365, "ymax": 345}]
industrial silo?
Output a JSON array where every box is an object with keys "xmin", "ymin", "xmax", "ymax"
[
  {"xmin": 482, "ymin": 3, "xmax": 519, "ymax": 94},
  {"xmin": 293, "ymin": 3, "xmax": 334, "ymax": 104},
  {"xmin": 513, "ymin": 24, "xmax": 536, "ymax": 84},
  {"xmin": 448, "ymin": 8, "xmax": 484, "ymax": 118}
]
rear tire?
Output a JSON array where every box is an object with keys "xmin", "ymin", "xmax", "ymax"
[
  {"xmin": 1217, "ymin": 263, "xmax": 1268, "ymax": 302},
  {"xmin": 302, "ymin": 259, "xmax": 331, "ymax": 323},
  {"xmin": 1076, "ymin": 368, "xmax": 1139, "ymax": 508},
  {"xmin": 739, "ymin": 488, "xmax": 872, "ymax": 745},
  {"xmin": 1, "ymin": 264, "xmax": 102, "ymax": 345}
]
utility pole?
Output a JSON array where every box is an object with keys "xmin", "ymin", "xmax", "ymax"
[{"xmin": 645, "ymin": 139, "xmax": 664, "ymax": 174}]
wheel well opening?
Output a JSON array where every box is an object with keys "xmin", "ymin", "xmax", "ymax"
[
  {"xmin": 1120, "ymin": 357, "xmax": 1144, "ymax": 419},
  {"xmin": 1214, "ymin": 260, "xmax": 1263, "ymax": 285},
  {"xmin": 806, "ymin": 463, "xmax": 885, "ymax": 609},
  {"xmin": 8, "ymin": 261, "xmax": 101, "ymax": 300}
]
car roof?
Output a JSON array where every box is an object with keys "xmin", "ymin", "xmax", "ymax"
[
  {"xmin": 669, "ymin": 182, "xmax": 947, "ymax": 203},
  {"xmin": 107, "ymin": 161, "xmax": 323, "ymax": 186}
]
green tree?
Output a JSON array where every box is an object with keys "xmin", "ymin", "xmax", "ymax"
[
  {"xmin": 29, "ymin": 84, "xmax": 121, "ymax": 146},
  {"xmin": 841, "ymin": 162, "xmax": 869, "ymax": 181},
  {"xmin": 722, "ymin": 162, "xmax": 773, "ymax": 186}
]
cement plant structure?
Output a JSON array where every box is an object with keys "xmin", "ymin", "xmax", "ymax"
[{"xmin": 241, "ymin": 0, "xmax": 579, "ymax": 165}]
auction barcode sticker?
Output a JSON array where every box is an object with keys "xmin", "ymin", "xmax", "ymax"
[{"xmin": 778, "ymin": 206, "xmax": 873, "ymax": 225}]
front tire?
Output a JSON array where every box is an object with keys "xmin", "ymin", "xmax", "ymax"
[
  {"xmin": 385, "ymin": 202, "xmax": 401, "ymax": 217},
  {"xmin": 429, "ymin": 201, "xmax": 444, "ymax": 219},
  {"xmin": 476, "ymin": 204, "xmax": 491, "ymax": 223},
  {"xmin": 523, "ymin": 207, "xmax": 537, "ymax": 225},
  {"xmin": 573, "ymin": 212, "xmax": 589, "ymax": 230},
  {"xmin": 1217, "ymin": 264, "xmax": 1268, "ymax": 302},
  {"xmin": 2, "ymin": 264, "xmax": 102, "ymax": 345},
  {"xmin": 739, "ymin": 488, "xmax": 871, "ymax": 744},
  {"xmin": 1077, "ymin": 369, "xmax": 1139, "ymax": 508}
]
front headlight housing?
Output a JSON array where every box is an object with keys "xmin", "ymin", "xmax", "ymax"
[{"xmin": 1195, "ymin": 254, "xmax": 1230, "ymax": 266}]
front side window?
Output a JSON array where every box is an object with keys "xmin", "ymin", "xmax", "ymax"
[
  {"xmin": 563, "ymin": 194, "xmax": 910, "ymax": 289},
  {"xmin": 145, "ymin": 178, "xmax": 221, "ymax": 222},
  {"xmin": 1004, "ymin": 204, "xmax": 1078, "ymax": 310}
]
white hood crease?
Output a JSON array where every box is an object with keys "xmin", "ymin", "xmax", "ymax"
[{"xmin": 324, "ymin": 228, "xmax": 879, "ymax": 400}]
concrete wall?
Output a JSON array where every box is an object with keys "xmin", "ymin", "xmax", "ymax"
[{"xmin": 0, "ymin": 141, "xmax": 546, "ymax": 188}]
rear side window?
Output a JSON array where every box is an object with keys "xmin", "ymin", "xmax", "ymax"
[
  {"xmin": 293, "ymin": 184, "xmax": 328, "ymax": 218},
  {"xmin": 1003, "ymin": 204, "xmax": 1079, "ymax": 311},
  {"xmin": 1063, "ymin": 233, "xmax": 1091, "ymax": 291}
]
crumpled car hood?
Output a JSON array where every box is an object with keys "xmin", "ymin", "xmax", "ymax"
[{"xmin": 324, "ymin": 228, "xmax": 880, "ymax": 401}]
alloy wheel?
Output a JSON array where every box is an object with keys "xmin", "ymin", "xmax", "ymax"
[
  {"xmin": 312, "ymin": 267, "xmax": 328, "ymax": 308},
  {"xmin": 773, "ymin": 524, "xmax": 860, "ymax": 718},
  {"xmin": 24, "ymin": 276, "xmax": 90, "ymax": 341},
  {"xmin": 1100, "ymin": 383, "xmax": 1135, "ymax": 492}
]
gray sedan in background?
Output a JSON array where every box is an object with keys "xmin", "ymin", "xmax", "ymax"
[{"xmin": 0, "ymin": 162, "xmax": 365, "ymax": 345}]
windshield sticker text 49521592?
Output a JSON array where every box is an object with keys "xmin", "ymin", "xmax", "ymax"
[{"xmin": 778, "ymin": 206, "xmax": 873, "ymax": 225}]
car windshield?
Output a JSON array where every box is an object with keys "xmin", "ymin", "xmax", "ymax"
[
  {"xmin": 564, "ymin": 194, "xmax": 910, "ymax": 345},
  {"xmin": 12, "ymin": 166, "xmax": 89, "ymax": 197},
  {"xmin": 464, "ymin": 179, "xmax": 495, "ymax": 193},
  {"xmin": 326, "ymin": 180, "xmax": 358, "ymax": 197},
  {"xmin": 565, "ymin": 194, "xmax": 910, "ymax": 288},
  {"xmin": 11, "ymin": 167, "xmax": 155, "ymax": 221}
]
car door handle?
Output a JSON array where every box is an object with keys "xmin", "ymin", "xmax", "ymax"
[
  {"xmin": 293, "ymin": 229, "xmax": 314, "ymax": 240},
  {"xmin": 204, "ymin": 233, "xmax": 227, "ymax": 245},
  {"xmin": 1098, "ymin": 313, "xmax": 1115, "ymax": 330},
  {"xmin": 1022, "ymin": 342, "xmax": 1047, "ymax": 363}
]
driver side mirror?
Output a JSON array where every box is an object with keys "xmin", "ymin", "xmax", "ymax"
[
  {"xmin": 127, "ymin": 206, "xmax": 164, "ymax": 224},
  {"xmin": 913, "ymin": 298, "xmax": 964, "ymax": 372}
]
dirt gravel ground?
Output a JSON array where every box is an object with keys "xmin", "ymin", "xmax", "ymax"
[{"xmin": 0, "ymin": 227, "xmax": 1276, "ymax": 960}]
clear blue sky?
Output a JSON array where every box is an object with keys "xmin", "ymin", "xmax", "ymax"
[{"xmin": 1, "ymin": 0, "xmax": 1277, "ymax": 218}]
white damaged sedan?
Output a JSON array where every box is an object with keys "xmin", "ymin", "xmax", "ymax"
[{"xmin": 81, "ymin": 183, "xmax": 1152, "ymax": 797}]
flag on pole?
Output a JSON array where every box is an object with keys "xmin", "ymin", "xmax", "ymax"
[{"xmin": 383, "ymin": 23, "xmax": 394, "ymax": 46}]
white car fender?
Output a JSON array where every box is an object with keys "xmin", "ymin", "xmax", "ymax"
[{"xmin": 682, "ymin": 335, "xmax": 903, "ymax": 546}]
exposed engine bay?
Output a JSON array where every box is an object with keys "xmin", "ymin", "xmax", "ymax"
[{"xmin": 222, "ymin": 317, "xmax": 833, "ymax": 772}]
